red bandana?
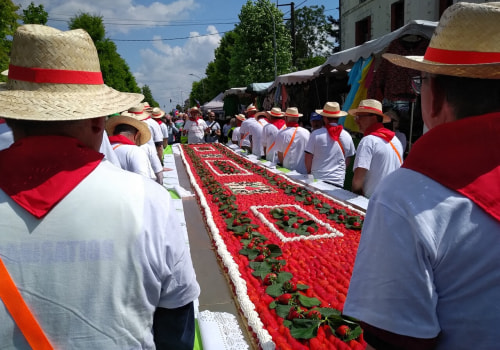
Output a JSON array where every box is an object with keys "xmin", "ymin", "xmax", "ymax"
[
  {"xmin": 0, "ymin": 136, "xmax": 103, "ymax": 219},
  {"xmin": 365, "ymin": 122, "xmax": 395, "ymax": 142},
  {"xmin": 403, "ymin": 112, "xmax": 500, "ymax": 222},
  {"xmin": 154, "ymin": 118, "xmax": 163, "ymax": 125},
  {"xmin": 0, "ymin": 118, "xmax": 5, "ymax": 124},
  {"xmin": 189, "ymin": 117, "xmax": 199, "ymax": 125},
  {"xmin": 271, "ymin": 119, "xmax": 286, "ymax": 130},
  {"xmin": 325, "ymin": 123, "xmax": 343, "ymax": 142},
  {"xmin": 286, "ymin": 122, "xmax": 299, "ymax": 128},
  {"xmin": 108, "ymin": 134, "xmax": 136, "ymax": 146}
]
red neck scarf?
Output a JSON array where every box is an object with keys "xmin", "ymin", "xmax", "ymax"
[
  {"xmin": 154, "ymin": 118, "xmax": 163, "ymax": 125},
  {"xmin": 286, "ymin": 122, "xmax": 299, "ymax": 128},
  {"xmin": 0, "ymin": 136, "xmax": 103, "ymax": 219},
  {"xmin": 189, "ymin": 116, "xmax": 199, "ymax": 125},
  {"xmin": 365, "ymin": 122, "xmax": 395, "ymax": 142},
  {"xmin": 0, "ymin": 118, "xmax": 5, "ymax": 124},
  {"xmin": 325, "ymin": 123, "xmax": 343, "ymax": 142},
  {"xmin": 403, "ymin": 112, "xmax": 500, "ymax": 222},
  {"xmin": 271, "ymin": 118, "xmax": 286, "ymax": 130},
  {"xmin": 108, "ymin": 134, "xmax": 136, "ymax": 146}
]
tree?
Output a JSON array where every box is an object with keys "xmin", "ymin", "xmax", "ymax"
[
  {"xmin": 0, "ymin": 0, "xmax": 20, "ymax": 81},
  {"xmin": 326, "ymin": 15, "xmax": 341, "ymax": 52},
  {"xmin": 229, "ymin": 0, "xmax": 292, "ymax": 87},
  {"xmin": 22, "ymin": 2, "xmax": 48, "ymax": 25},
  {"xmin": 207, "ymin": 31, "xmax": 237, "ymax": 97},
  {"xmin": 289, "ymin": 5, "xmax": 335, "ymax": 70},
  {"xmin": 141, "ymin": 85, "xmax": 159, "ymax": 107},
  {"xmin": 69, "ymin": 13, "xmax": 141, "ymax": 94}
]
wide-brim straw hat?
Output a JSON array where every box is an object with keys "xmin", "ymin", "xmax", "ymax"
[
  {"xmin": 383, "ymin": 2, "xmax": 500, "ymax": 79},
  {"xmin": 143, "ymin": 101, "xmax": 153, "ymax": 112},
  {"xmin": 105, "ymin": 114, "xmax": 151, "ymax": 146},
  {"xmin": 189, "ymin": 106, "xmax": 201, "ymax": 115},
  {"xmin": 267, "ymin": 107, "xmax": 284, "ymax": 118},
  {"xmin": 0, "ymin": 25, "xmax": 143, "ymax": 121},
  {"xmin": 348, "ymin": 99, "xmax": 391, "ymax": 123},
  {"xmin": 245, "ymin": 104, "xmax": 257, "ymax": 113},
  {"xmin": 284, "ymin": 107, "xmax": 303, "ymax": 118},
  {"xmin": 128, "ymin": 104, "xmax": 150, "ymax": 121},
  {"xmin": 236, "ymin": 114, "xmax": 246, "ymax": 121},
  {"xmin": 151, "ymin": 107, "xmax": 165, "ymax": 119},
  {"xmin": 315, "ymin": 102, "xmax": 348, "ymax": 118}
]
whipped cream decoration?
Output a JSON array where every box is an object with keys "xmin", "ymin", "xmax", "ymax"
[
  {"xmin": 179, "ymin": 145, "xmax": 276, "ymax": 350},
  {"xmin": 251, "ymin": 204, "xmax": 344, "ymax": 242}
]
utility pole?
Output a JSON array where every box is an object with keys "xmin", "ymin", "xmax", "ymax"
[{"xmin": 278, "ymin": 2, "xmax": 296, "ymax": 67}]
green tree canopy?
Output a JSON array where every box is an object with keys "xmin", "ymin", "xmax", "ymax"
[
  {"xmin": 229, "ymin": 0, "xmax": 292, "ymax": 87},
  {"xmin": 68, "ymin": 13, "xmax": 140, "ymax": 94},
  {"xmin": 0, "ymin": 0, "xmax": 20, "ymax": 81},
  {"xmin": 22, "ymin": 2, "xmax": 48, "ymax": 25},
  {"xmin": 141, "ymin": 85, "xmax": 159, "ymax": 107},
  {"xmin": 290, "ymin": 5, "xmax": 335, "ymax": 70}
]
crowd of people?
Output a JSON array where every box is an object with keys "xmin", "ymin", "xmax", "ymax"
[{"xmin": 1, "ymin": 2, "xmax": 499, "ymax": 349}]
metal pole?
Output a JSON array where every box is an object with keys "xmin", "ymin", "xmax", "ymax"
[{"xmin": 189, "ymin": 73, "xmax": 205, "ymax": 102}]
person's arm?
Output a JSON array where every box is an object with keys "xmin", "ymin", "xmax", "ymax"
[
  {"xmin": 155, "ymin": 143, "xmax": 164, "ymax": 165},
  {"xmin": 304, "ymin": 151, "xmax": 313, "ymax": 174},
  {"xmin": 153, "ymin": 302, "xmax": 195, "ymax": 350},
  {"xmin": 155, "ymin": 170, "xmax": 164, "ymax": 185},
  {"xmin": 345, "ymin": 155, "xmax": 353, "ymax": 168},
  {"xmin": 277, "ymin": 151, "xmax": 284, "ymax": 166},
  {"xmin": 351, "ymin": 167, "xmax": 367, "ymax": 195},
  {"xmin": 360, "ymin": 322, "xmax": 438, "ymax": 350}
]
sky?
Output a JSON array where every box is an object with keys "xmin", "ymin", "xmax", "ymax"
[{"xmin": 15, "ymin": 0, "xmax": 338, "ymax": 113}]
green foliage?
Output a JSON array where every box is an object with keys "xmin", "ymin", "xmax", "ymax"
[
  {"xmin": 141, "ymin": 85, "xmax": 159, "ymax": 107},
  {"xmin": 69, "ymin": 13, "xmax": 140, "ymax": 94},
  {"xmin": 207, "ymin": 31, "xmax": 237, "ymax": 98},
  {"xmin": 290, "ymin": 5, "xmax": 335, "ymax": 70},
  {"xmin": 0, "ymin": 0, "xmax": 20, "ymax": 80},
  {"xmin": 69, "ymin": 12, "xmax": 105, "ymax": 42},
  {"xmin": 22, "ymin": 2, "xmax": 48, "ymax": 25},
  {"xmin": 229, "ymin": 0, "xmax": 292, "ymax": 87}
]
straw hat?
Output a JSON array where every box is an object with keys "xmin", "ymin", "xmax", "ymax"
[
  {"xmin": 189, "ymin": 106, "xmax": 201, "ymax": 115},
  {"xmin": 143, "ymin": 102, "xmax": 153, "ymax": 112},
  {"xmin": 348, "ymin": 99, "xmax": 391, "ymax": 123},
  {"xmin": 245, "ymin": 104, "xmax": 257, "ymax": 113},
  {"xmin": 105, "ymin": 114, "xmax": 151, "ymax": 146},
  {"xmin": 0, "ymin": 25, "xmax": 143, "ymax": 121},
  {"xmin": 284, "ymin": 107, "xmax": 303, "ymax": 118},
  {"xmin": 383, "ymin": 2, "xmax": 500, "ymax": 78},
  {"xmin": 267, "ymin": 107, "xmax": 284, "ymax": 118},
  {"xmin": 128, "ymin": 104, "xmax": 150, "ymax": 121},
  {"xmin": 236, "ymin": 114, "xmax": 246, "ymax": 121},
  {"xmin": 315, "ymin": 102, "xmax": 348, "ymax": 118},
  {"xmin": 151, "ymin": 107, "xmax": 165, "ymax": 119}
]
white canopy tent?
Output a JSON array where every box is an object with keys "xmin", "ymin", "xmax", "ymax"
[
  {"xmin": 316, "ymin": 20, "xmax": 437, "ymax": 73},
  {"xmin": 202, "ymin": 92, "xmax": 224, "ymax": 112}
]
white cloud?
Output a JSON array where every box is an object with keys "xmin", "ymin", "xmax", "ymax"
[{"xmin": 136, "ymin": 25, "xmax": 221, "ymax": 110}]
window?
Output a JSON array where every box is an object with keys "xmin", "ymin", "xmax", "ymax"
[
  {"xmin": 355, "ymin": 16, "xmax": 371, "ymax": 46},
  {"xmin": 391, "ymin": 1, "xmax": 405, "ymax": 31}
]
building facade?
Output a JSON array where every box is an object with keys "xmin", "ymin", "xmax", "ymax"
[{"xmin": 340, "ymin": 0, "xmax": 491, "ymax": 50}]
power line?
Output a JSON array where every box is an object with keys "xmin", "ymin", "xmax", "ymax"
[
  {"xmin": 109, "ymin": 31, "xmax": 230, "ymax": 42},
  {"xmin": 47, "ymin": 18, "xmax": 238, "ymax": 27}
]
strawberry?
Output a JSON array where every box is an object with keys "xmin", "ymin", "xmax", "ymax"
[
  {"xmin": 263, "ymin": 272, "xmax": 277, "ymax": 285},
  {"xmin": 353, "ymin": 221, "xmax": 361, "ymax": 227},
  {"xmin": 329, "ymin": 208, "xmax": 335, "ymax": 214},
  {"xmin": 338, "ymin": 214, "xmax": 345, "ymax": 221},
  {"xmin": 287, "ymin": 307, "xmax": 303, "ymax": 320},
  {"xmin": 316, "ymin": 203, "xmax": 323, "ymax": 208},
  {"xmin": 291, "ymin": 223, "xmax": 299, "ymax": 229},
  {"xmin": 283, "ymin": 281, "xmax": 297, "ymax": 292},
  {"xmin": 277, "ymin": 293, "xmax": 293, "ymax": 304},
  {"xmin": 306, "ymin": 226, "xmax": 315, "ymax": 234},
  {"xmin": 306, "ymin": 310, "xmax": 322, "ymax": 320},
  {"xmin": 306, "ymin": 196, "xmax": 312, "ymax": 202},
  {"xmin": 283, "ymin": 215, "xmax": 290, "ymax": 222},
  {"xmin": 336, "ymin": 325, "xmax": 350, "ymax": 338},
  {"xmin": 241, "ymin": 232, "xmax": 249, "ymax": 239},
  {"xmin": 255, "ymin": 254, "xmax": 265, "ymax": 262}
]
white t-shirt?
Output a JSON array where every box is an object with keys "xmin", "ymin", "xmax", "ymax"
[
  {"xmin": 140, "ymin": 142, "xmax": 163, "ymax": 174},
  {"xmin": 205, "ymin": 120, "xmax": 221, "ymax": 143},
  {"xmin": 305, "ymin": 126, "xmax": 355, "ymax": 186},
  {"xmin": 353, "ymin": 134, "xmax": 403, "ymax": 197},
  {"xmin": 239, "ymin": 118, "xmax": 255, "ymax": 149},
  {"xmin": 99, "ymin": 133, "xmax": 122, "ymax": 169},
  {"xmin": 159, "ymin": 121, "xmax": 169, "ymax": 140},
  {"xmin": 275, "ymin": 126, "xmax": 310, "ymax": 174},
  {"xmin": 344, "ymin": 168, "xmax": 500, "ymax": 350},
  {"xmin": 184, "ymin": 119, "xmax": 208, "ymax": 144},
  {"xmin": 0, "ymin": 161, "xmax": 200, "ymax": 349},
  {"xmin": 111, "ymin": 142, "xmax": 155, "ymax": 180},
  {"xmin": 248, "ymin": 118, "xmax": 268, "ymax": 157},
  {"xmin": 263, "ymin": 122, "xmax": 286, "ymax": 163},
  {"xmin": 144, "ymin": 117, "xmax": 164, "ymax": 143}
]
